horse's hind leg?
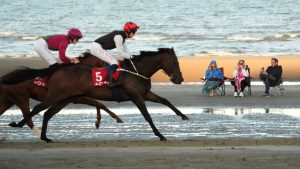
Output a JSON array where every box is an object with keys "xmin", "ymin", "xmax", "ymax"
[
  {"xmin": 17, "ymin": 103, "xmax": 41, "ymax": 138},
  {"xmin": 9, "ymin": 102, "xmax": 52, "ymax": 128},
  {"xmin": 0, "ymin": 102, "xmax": 13, "ymax": 116},
  {"xmin": 145, "ymin": 91, "xmax": 189, "ymax": 120},
  {"xmin": 71, "ymin": 97, "xmax": 123, "ymax": 127},
  {"xmin": 10, "ymin": 90, "xmax": 70, "ymax": 128},
  {"xmin": 16, "ymin": 101, "xmax": 34, "ymax": 129}
]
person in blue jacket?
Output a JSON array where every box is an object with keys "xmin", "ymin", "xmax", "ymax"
[{"xmin": 202, "ymin": 60, "xmax": 224, "ymax": 96}]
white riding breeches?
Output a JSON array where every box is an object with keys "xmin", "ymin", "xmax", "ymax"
[
  {"xmin": 33, "ymin": 38, "xmax": 57, "ymax": 65},
  {"xmin": 90, "ymin": 42, "xmax": 118, "ymax": 65}
]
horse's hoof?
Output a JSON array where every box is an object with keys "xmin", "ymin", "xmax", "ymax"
[
  {"xmin": 41, "ymin": 137, "xmax": 53, "ymax": 143},
  {"xmin": 116, "ymin": 119, "xmax": 124, "ymax": 123},
  {"xmin": 160, "ymin": 136, "xmax": 167, "ymax": 142},
  {"xmin": 182, "ymin": 115, "xmax": 189, "ymax": 120},
  {"xmin": 9, "ymin": 122, "xmax": 23, "ymax": 128},
  {"xmin": 95, "ymin": 121, "xmax": 100, "ymax": 129}
]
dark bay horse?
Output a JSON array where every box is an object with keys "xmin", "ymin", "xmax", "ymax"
[
  {"xmin": 8, "ymin": 48, "xmax": 189, "ymax": 142},
  {"xmin": 0, "ymin": 53, "xmax": 123, "ymax": 137}
]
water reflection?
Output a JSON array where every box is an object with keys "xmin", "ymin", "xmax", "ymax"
[
  {"xmin": 1, "ymin": 107, "xmax": 300, "ymax": 142},
  {"xmin": 201, "ymin": 107, "xmax": 299, "ymax": 118}
]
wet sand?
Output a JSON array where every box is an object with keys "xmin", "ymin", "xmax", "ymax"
[{"xmin": 0, "ymin": 139, "xmax": 300, "ymax": 169}]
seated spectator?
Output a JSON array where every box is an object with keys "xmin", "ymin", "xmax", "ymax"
[
  {"xmin": 259, "ymin": 58, "xmax": 283, "ymax": 97},
  {"xmin": 202, "ymin": 60, "xmax": 224, "ymax": 96},
  {"xmin": 230, "ymin": 60, "xmax": 249, "ymax": 97}
]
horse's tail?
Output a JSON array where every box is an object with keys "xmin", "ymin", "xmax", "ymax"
[{"xmin": 0, "ymin": 66, "xmax": 58, "ymax": 85}]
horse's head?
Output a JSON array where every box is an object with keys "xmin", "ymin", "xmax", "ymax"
[
  {"xmin": 78, "ymin": 52, "xmax": 106, "ymax": 67},
  {"xmin": 159, "ymin": 48, "xmax": 184, "ymax": 84}
]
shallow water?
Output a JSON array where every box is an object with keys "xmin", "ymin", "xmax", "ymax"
[
  {"xmin": 1, "ymin": 0, "xmax": 300, "ymax": 58},
  {"xmin": 1, "ymin": 107, "xmax": 299, "ymax": 142}
]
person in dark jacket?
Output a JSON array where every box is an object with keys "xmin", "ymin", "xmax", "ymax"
[
  {"xmin": 90, "ymin": 22, "xmax": 139, "ymax": 87},
  {"xmin": 259, "ymin": 58, "xmax": 283, "ymax": 97}
]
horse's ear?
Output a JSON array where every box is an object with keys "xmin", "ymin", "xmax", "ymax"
[{"xmin": 171, "ymin": 47, "xmax": 175, "ymax": 54}]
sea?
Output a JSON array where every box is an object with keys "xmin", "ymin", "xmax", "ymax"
[{"xmin": 0, "ymin": 0, "xmax": 300, "ymax": 58}]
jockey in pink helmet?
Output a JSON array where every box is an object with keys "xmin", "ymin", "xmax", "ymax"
[
  {"xmin": 90, "ymin": 22, "xmax": 139, "ymax": 87},
  {"xmin": 34, "ymin": 28, "xmax": 83, "ymax": 67}
]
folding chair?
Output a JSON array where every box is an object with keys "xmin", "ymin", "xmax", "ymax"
[
  {"xmin": 213, "ymin": 67, "xmax": 225, "ymax": 96},
  {"xmin": 270, "ymin": 78, "xmax": 284, "ymax": 96},
  {"xmin": 243, "ymin": 65, "xmax": 252, "ymax": 96}
]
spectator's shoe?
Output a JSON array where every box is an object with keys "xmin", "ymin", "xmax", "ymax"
[
  {"xmin": 234, "ymin": 92, "xmax": 238, "ymax": 97},
  {"xmin": 239, "ymin": 92, "xmax": 244, "ymax": 97},
  {"xmin": 261, "ymin": 93, "xmax": 270, "ymax": 97}
]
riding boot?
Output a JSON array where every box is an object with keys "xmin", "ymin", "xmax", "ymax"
[{"xmin": 109, "ymin": 64, "xmax": 119, "ymax": 87}]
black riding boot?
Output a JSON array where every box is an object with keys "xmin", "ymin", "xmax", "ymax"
[{"xmin": 109, "ymin": 64, "xmax": 118, "ymax": 87}]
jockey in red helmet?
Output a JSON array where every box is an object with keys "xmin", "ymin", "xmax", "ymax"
[
  {"xmin": 34, "ymin": 28, "xmax": 83, "ymax": 67},
  {"xmin": 90, "ymin": 22, "xmax": 139, "ymax": 87}
]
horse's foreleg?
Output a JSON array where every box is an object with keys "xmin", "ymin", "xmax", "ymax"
[
  {"xmin": 145, "ymin": 91, "xmax": 189, "ymax": 120},
  {"xmin": 71, "ymin": 97, "xmax": 123, "ymax": 125},
  {"xmin": 131, "ymin": 96, "xmax": 166, "ymax": 141},
  {"xmin": 40, "ymin": 101, "xmax": 70, "ymax": 143},
  {"xmin": 95, "ymin": 108, "xmax": 101, "ymax": 129}
]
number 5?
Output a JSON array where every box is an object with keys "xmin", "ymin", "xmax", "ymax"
[{"xmin": 95, "ymin": 72, "xmax": 102, "ymax": 82}]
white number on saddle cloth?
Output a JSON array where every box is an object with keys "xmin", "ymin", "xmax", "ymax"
[
  {"xmin": 92, "ymin": 68, "xmax": 109, "ymax": 86},
  {"xmin": 33, "ymin": 77, "xmax": 48, "ymax": 87},
  {"xmin": 95, "ymin": 72, "xmax": 103, "ymax": 82}
]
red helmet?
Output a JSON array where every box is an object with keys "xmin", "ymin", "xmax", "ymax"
[
  {"xmin": 123, "ymin": 22, "xmax": 139, "ymax": 33},
  {"xmin": 68, "ymin": 28, "xmax": 83, "ymax": 38}
]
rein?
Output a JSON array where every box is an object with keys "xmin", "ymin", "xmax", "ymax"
[{"xmin": 117, "ymin": 59, "xmax": 150, "ymax": 80}]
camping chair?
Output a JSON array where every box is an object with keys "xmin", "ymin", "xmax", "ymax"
[
  {"xmin": 213, "ymin": 67, "xmax": 226, "ymax": 96},
  {"xmin": 270, "ymin": 78, "xmax": 284, "ymax": 96},
  {"xmin": 243, "ymin": 65, "xmax": 252, "ymax": 96},
  {"xmin": 200, "ymin": 67, "xmax": 226, "ymax": 96}
]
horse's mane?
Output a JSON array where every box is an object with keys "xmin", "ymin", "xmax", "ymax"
[
  {"xmin": 77, "ymin": 50, "xmax": 93, "ymax": 61},
  {"xmin": 138, "ymin": 48, "xmax": 172, "ymax": 58}
]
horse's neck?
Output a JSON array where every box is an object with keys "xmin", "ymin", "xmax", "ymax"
[{"xmin": 130, "ymin": 55, "xmax": 164, "ymax": 78}]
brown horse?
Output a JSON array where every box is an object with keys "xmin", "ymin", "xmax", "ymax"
[
  {"xmin": 7, "ymin": 48, "xmax": 188, "ymax": 142},
  {"xmin": 0, "ymin": 53, "xmax": 123, "ymax": 137}
]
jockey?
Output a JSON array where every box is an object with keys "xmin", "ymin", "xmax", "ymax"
[
  {"xmin": 90, "ymin": 22, "xmax": 139, "ymax": 87},
  {"xmin": 34, "ymin": 28, "xmax": 83, "ymax": 68}
]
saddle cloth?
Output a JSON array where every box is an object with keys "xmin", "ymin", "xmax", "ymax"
[
  {"xmin": 92, "ymin": 62, "xmax": 122, "ymax": 86},
  {"xmin": 33, "ymin": 77, "xmax": 49, "ymax": 87}
]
